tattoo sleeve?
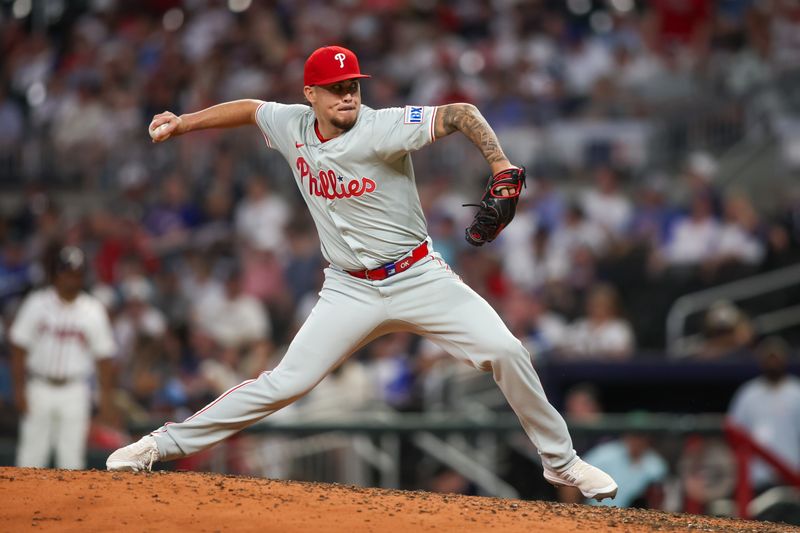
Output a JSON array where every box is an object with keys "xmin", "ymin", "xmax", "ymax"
[{"xmin": 434, "ymin": 103, "xmax": 509, "ymax": 166}]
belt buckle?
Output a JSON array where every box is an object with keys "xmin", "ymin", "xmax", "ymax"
[{"xmin": 385, "ymin": 262, "xmax": 397, "ymax": 277}]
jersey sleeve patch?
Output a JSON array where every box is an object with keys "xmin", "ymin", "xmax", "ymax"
[{"xmin": 404, "ymin": 105, "xmax": 425, "ymax": 124}]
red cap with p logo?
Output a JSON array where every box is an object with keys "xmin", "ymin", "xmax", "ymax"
[{"xmin": 304, "ymin": 46, "xmax": 371, "ymax": 86}]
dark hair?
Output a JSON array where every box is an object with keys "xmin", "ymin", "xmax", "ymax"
[
  {"xmin": 566, "ymin": 382, "xmax": 601, "ymax": 405},
  {"xmin": 566, "ymin": 203, "xmax": 585, "ymax": 219}
]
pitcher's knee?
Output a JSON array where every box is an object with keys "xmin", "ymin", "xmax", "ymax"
[
  {"xmin": 258, "ymin": 370, "xmax": 316, "ymax": 403},
  {"xmin": 497, "ymin": 335, "xmax": 531, "ymax": 363},
  {"xmin": 476, "ymin": 337, "xmax": 528, "ymax": 371}
]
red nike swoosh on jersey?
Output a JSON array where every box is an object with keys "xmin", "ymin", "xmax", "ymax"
[{"xmin": 295, "ymin": 142, "xmax": 304, "ymax": 148}]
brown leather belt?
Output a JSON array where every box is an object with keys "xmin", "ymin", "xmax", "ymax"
[
  {"xmin": 346, "ymin": 242, "xmax": 429, "ymax": 281},
  {"xmin": 31, "ymin": 373, "xmax": 77, "ymax": 386}
]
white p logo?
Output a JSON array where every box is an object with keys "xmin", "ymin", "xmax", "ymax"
[{"xmin": 334, "ymin": 52, "xmax": 346, "ymax": 68}]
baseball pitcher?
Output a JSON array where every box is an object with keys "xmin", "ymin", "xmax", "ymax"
[{"xmin": 107, "ymin": 46, "xmax": 617, "ymax": 501}]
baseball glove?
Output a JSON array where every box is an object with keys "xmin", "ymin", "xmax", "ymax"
[{"xmin": 464, "ymin": 166, "xmax": 527, "ymax": 246}]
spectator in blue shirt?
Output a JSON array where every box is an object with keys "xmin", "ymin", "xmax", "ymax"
[{"xmin": 583, "ymin": 415, "xmax": 669, "ymax": 508}]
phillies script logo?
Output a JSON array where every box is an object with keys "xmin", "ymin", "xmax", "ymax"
[{"xmin": 296, "ymin": 157, "xmax": 376, "ymax": 199}]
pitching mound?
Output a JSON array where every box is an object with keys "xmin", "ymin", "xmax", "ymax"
[{"xmin": 0, "ymin": 467, "xmax": 796, "ymax": 532}]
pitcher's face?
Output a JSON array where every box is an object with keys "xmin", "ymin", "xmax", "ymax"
[{"xmin": 305, "ymin": 79, "xmax": 361, "ymax": 131}]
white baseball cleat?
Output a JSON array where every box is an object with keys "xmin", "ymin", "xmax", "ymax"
[
  {"xmin": 543, "ymin": 458, "xmax": 618, "ymax": 501},
  {"xmin": 106, "ymin": 435, "xmax": 160, "ymax": 472}
]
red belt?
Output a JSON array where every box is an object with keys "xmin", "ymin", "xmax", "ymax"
[{"xmin": 347, "ymin": 242, "xmax": 429, "ymax": 281}]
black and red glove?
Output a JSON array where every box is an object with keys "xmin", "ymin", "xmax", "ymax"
[{"xmin": 464, "ymin": 166, "xmax": 527, "ymax": 246}]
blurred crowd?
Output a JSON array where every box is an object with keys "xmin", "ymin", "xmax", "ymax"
[{"xmin": 1, "ymin": 1, "xmax": 800, "ymax": 456}]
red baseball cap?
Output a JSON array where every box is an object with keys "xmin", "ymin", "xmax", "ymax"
[{"xmin": 304, "ymin": 46, "xmax": 371, "ymax": 86}]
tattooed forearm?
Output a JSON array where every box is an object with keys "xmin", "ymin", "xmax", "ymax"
[{"xmin": 435, "ymin": 103, "xmax": 509, "ymax": 166}]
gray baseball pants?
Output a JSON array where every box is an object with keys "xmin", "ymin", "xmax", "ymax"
[{"xmin": 151, "ymin": 253, "xmax": 576, "ymax": 470}]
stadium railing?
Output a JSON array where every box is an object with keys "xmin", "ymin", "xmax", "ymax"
[
  {"xmin": 666, "ymin": 263, "xmax": 800, "ymax": 356},
  {"xmin": 725, "ymin": 420, "xmax": 800, "ymax": 519}
]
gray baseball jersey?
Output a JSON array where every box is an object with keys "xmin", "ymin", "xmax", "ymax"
[
  {"xmin": 150, "ymin": 102, "xmax": 577, "ymax": 473},
  {"xmin": 255, "ymin": 102, "xmax": 434, "ymax": 271}
]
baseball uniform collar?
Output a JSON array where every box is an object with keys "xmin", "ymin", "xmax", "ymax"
[{"xmin": 314, "ymin": 120, "xmax": 332, "ymax": 143}]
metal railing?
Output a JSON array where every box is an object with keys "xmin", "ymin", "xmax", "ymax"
[
  {"xmin": 666, "ymin": 263, "xmax": 800, "ymax": 356},
  {"xmin": 148, "ymin": 412, "xmax": 724, "ymax": 497},
  {"xmin": 0, "ymin": 411, "xmax": 727, "ymax": 500}
]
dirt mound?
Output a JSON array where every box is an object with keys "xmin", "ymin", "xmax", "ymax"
[{"xmin": 0, "ymin": 467, "xmax": 795, "ymax": 532}]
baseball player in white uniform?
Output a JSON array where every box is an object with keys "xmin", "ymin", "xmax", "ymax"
[
  {"xmin": 11, "ymin": 245, "xmax": 117, "ymax": 469},
  {"xmin": 107, "ymin": 46, "xmax": 617, "ymax": 501}
]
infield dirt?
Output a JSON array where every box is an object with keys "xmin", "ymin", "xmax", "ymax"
[{"xmin": 0, "ymin": 467, "xmax": 797, "ymax": 532}]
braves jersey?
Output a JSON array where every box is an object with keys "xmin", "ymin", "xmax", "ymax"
[
  {"xmin": 10, "ymin": 288, "xmax": 115, "ymax": 381},
  {"xmin": 255, "ymin": 102, "xmax": 438, "ymax": 271}
]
